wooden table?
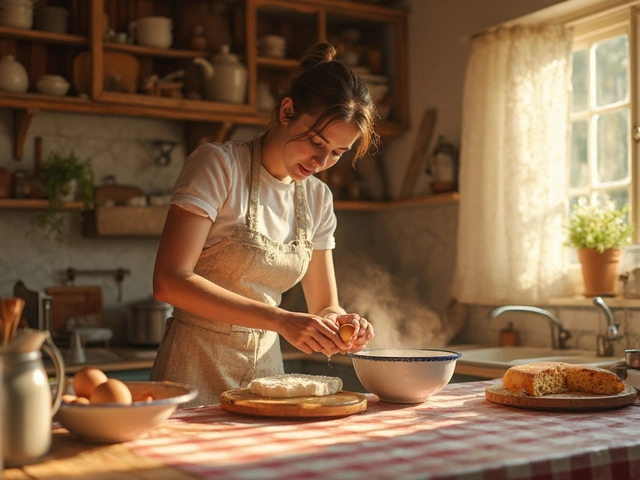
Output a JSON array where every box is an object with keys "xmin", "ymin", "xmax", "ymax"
[{"xmin": 6, "ymin": 380, "xmax": 640, "ymax": 480}]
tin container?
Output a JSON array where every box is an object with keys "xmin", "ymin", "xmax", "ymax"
[{"xmin": 625, "ymin": 349, "xmax": 640, "ymax": 368}]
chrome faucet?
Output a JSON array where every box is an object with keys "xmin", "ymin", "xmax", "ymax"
[
  {"xmin": 486, "ymin": 305, "xmax": 572, "ymax": 349},
  {"xmin": 593, "ymin": 297, "xmax": 622, "ymax": 356}
]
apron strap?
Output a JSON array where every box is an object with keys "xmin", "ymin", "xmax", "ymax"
[{"xmin": 248, "ymin": 138, "xmax": 262, "ymax": 231}]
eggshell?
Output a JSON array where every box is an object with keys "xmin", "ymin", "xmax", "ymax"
[
  {"xmin": 61, "ymin": 394, "xmax": 78, "ymax": 403},
  {"xmin": 73, "ymin": 366, "xmax": 108, "ymax": 398},
  {"xmin": 90, "ymin": 378, "xmax": 133, "ymax": 405},
  {"xmin": 339, "ymin": 324, "xmax": 356, "ymax": 342},
  {"xmin": 72, "ymin": 396, "xmax": 91, "ymax": 405}
]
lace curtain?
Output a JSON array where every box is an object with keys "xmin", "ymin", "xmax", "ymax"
[{"xmin": 451, "ymin": 26, "xmax": 574, "ymax": 305}]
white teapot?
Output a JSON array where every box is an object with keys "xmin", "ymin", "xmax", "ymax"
[
  {"xmin": 193, "ymin": 45, "xmax": 247, "ymax": 104},
  {"xmin": 0, "ymin": 55, "xmax": 29, "ymax": 93}
]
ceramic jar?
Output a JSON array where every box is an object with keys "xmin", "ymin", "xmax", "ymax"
[
  {"xmin": 0, "ymin": 55, "xmax": 29, "ymax": 93},
  {"xmin": 2, "ymin": 331, "xmax": 65, "ymax": 467},
  {"xmin": 0, "ymin": 0, "xmax": 34, "ymax": 29},
  {"xmin": 129, "ymin": 16, "xmax": 172, "ymax": 49},
  {"xmin": 36, "ymin": 74, "xmax": 70, "ymax": 96},
  {"xmin": 34, "ymin": 5, "xmax": 69, "ymax": 33}
]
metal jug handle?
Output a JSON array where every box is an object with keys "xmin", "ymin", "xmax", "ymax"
[{"xmin": 42, "ymin": 336, "xmax": 65, "ymax": 416}]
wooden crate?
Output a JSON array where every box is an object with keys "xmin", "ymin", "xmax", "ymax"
[{"xmin": 83, "ymin": 206, "xmax": 168, "ymax": 237}]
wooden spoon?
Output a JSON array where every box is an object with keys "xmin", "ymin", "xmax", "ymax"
[{"xmin": 1, "ymin": 297, "xmax": 25, "ymax": 345}]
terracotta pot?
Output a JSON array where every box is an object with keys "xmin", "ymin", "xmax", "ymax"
[{"xmin": 578, "ymin": 247, "xmax": 622, "ymax": 297}]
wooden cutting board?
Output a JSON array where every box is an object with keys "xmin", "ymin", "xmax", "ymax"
[
  {"xmin": 220, "ymin": 389, "xmax": 367, "ymax": 418},
  {"xmin": 46, "ymin": 286, "xmax": 103, "ymax": 332},
  {"xmin": 485, "ymin": 384, "xmax": 637, "ymax": 411}
]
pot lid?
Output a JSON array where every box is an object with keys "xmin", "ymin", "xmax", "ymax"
[{"xmin": 130, "ymin": 296, "xmax": 172, "ymax": 310}]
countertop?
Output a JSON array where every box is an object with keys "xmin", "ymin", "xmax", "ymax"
[{"xmin": 6, "ymin": 380, "xmax": 640, "ymax": 480}]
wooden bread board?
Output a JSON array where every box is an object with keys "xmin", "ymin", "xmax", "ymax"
[
  {"xmin": 485, "ymin": 384, "xmax": 637, "ymax": 411},
  {"xmin": 220, "ymin": 388, "xmax": 367, "ymax": 418},
  {"xmin": 46, "ymin": 286, "xmax": 103, "ymax": 332}
]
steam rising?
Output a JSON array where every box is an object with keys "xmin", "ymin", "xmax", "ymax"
[{"xmin": 335, "ymin": 253, "xmax": 466, "ymax": 349}]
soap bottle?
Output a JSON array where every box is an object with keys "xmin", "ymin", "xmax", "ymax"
[{"xmin": 499, "ymin": 322, "xmax": 519, "ymax": 347}]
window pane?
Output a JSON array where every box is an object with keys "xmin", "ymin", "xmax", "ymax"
[
  {"xmin": 596, "ymin": 109, "xmax": 629, "ymax": 183},
  {"xmin": 597, "ymin": 189, "xmax": 630, "ymax": 209},
  {"xmin": 570, "ymin": 119, "xmax": 588, "ymax": 188},
  {"xmin": 572, "ymin": 49, "xmax": 588, "ymax": 112},
  {"xmin": 595, "ymin": 35, "xmax": 628, "ymax": 107}
]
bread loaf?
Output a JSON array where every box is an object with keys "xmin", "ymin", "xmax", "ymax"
[
  {"xmin": 249, "ymin": 374, "xmax": 343, "ymax": 398},
  {"xmin": 503, "ymin": 361, "xmax": 624, "ymax": 396},
  {"xmin": 503, "ymin": 362, "xmax": 567, "ymax": 396}
]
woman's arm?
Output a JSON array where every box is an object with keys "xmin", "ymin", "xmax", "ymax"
[
  {"xmin": 300, "ymin": 249, "xmax": 374, "ymax": 352},
  {"xmin": 153, "ymin": 205, "xmax": 347, "ymax": 355}
]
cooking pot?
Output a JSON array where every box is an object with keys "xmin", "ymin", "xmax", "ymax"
[{"xmin": 127, "ymin": 296, "xmax": 172, "ymax": 347}]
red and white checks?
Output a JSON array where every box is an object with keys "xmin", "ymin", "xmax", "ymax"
[{"xmin": 126, "ymin": 380, "xmax": 640, "ymax": 480}]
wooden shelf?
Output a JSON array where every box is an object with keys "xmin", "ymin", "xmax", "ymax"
[
  {"xmin": 0, "ymin": 193, "xmax": 459, "ymax": 214},
  {"xmin": 104, "ymin": 42, "xmax": 208, "ymax": 59},
  {"xmin": 0, "ymin": 199, "xmax": 84, "ymax": 210},
  {"xmin": 257, "ymin": 57, "xmax": 299, "ymax": 70},
  {"xmin": 335, "ymin": 192, "xmax": 459, "ymax": 211},
  {"xmin": 0, "ymin": 25, "xmax": 87, "ymax": 46}
]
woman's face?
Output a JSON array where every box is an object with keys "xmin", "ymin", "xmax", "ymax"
[{"xmin": 265, "ymin": 99, "xmax": 360, "ymax": 183}]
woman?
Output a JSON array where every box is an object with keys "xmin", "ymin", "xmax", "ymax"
[{"xmin": 150, "ymin": 42, "xmax": 379, "ymax": 407}]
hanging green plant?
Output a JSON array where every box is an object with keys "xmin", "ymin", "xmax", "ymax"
[{"xmin": 34, "ymin": 151, "xmax": 95, "ymax": 242}]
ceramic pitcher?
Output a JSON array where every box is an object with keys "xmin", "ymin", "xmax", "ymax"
[{"xmin": 2, "ymin": 329, "xmax": 65, "ymax": 467}]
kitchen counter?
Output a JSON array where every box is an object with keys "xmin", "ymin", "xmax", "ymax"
[{"xmin": 6, "ymin": 380, "xmax": 640, "ymax": 480}]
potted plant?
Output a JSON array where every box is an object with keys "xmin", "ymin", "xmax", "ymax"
[
  {"xmin": 34, "ymin": 151, "xmax": 94, "ymax": 242},
  {"xmin": 565, "ymin": 196, "xmax": 634, "ymax": 297}
]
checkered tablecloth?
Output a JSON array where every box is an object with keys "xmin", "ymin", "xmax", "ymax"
[{"xmin": 126, "ymin": 380, "xmax": 640, "ymax": 480}]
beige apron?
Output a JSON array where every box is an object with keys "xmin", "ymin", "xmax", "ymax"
[{"xmin": 150, "ymin": 137, "xmax": 314, "ymax": 407}]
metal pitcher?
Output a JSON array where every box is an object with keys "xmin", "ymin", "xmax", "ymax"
[{"xmin": 2, "ymin": 329, "xmax": 64, "ymax": 467}]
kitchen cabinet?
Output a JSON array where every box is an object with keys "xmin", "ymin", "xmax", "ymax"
[{"xmin": 0, "ymin": 0, "xmax": 409, "ymax": 159}]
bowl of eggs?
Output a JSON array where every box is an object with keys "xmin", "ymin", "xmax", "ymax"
[
  {"xmin": 54, "ymin": 366, "xmax": 198, "ymax": 443},
  {"xmin": 348, "ymin": 348, "xmax": 461, "ymax": 404}
]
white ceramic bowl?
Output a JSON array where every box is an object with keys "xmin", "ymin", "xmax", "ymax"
[
  {"xmin": 54, "ymin": 381, "xmax": 198, "ymax": 443},
  {"xmin": 348, "ymin": 348, "xmax": 461, "ymax": 404},
  {"xmin": 36, "ymin": 74, "xmax": 70, "ymax": 96}
]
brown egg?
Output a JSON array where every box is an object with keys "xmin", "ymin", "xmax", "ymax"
[
  {"xmin": 90, "ymin": 378, "xmax": 133, "ymax": 405},
  {"xmin": 73, "ymin": 366, "xmax": 108, "ymax": 398},
  {"xmin": 61, "ymin": 394, "xmax": 77, "ymax": 404},
  {"xmin": 133, "ymin": 393, "xmax": 155, "ymax": 403},
  {"xmin": 72, "ymin": 396, "xmax": 91, "ymax": 405},
  {"xmin": 339, "ymin": 324, "xmax": 356, "ymax": 342}
]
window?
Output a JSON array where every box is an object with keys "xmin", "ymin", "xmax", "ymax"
[{"xmin": 569, "ymin": 11, "xmax": 634, "ymax": 233}]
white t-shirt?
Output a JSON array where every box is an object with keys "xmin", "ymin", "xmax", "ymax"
[{"xmin": 171, "ymin": 141, "xmax": 337, "ymax": 249}]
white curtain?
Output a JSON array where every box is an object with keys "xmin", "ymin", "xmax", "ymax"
[{"xmin": 452, "ymin": 26, "xmax": 574, "ymax": 305}]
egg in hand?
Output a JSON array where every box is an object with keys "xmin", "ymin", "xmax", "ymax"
[{"xmin": 339, "ymin": 324, "xmax": 356, "ymax": 342}]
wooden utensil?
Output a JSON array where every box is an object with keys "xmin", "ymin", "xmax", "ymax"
[
  {"xmin": 485, "ymin": 384, "xmax": 637, "ymax": 411},
  {"xmin": 220, "ymin": 388, "xmax": 367, "ymax": 418},
  {"xmin": 1, "ymin": 297, "xmax": 25, "ymax": 345},
  {"xmin": 399, "ymin": 109, "xmax": 437, "ymax": 199}
]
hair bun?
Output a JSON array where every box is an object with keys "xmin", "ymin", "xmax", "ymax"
[{"xmin": 299, "ymin": 42, "xmax": 336, "ymax": 69}]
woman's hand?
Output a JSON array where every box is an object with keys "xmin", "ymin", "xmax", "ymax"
[
  {"xmin": 325, "ymin": 312, "xmax": 375, "ymax": 353},
  {"xmin": 278, "ymin": 311, "xmax": 350, "ymax": 356}
]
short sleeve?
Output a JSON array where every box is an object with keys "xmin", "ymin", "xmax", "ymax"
[
  {"xmin": 308, "ymin": 180, "xmax": 337, "ymax": 250},
  {"xmin": 171, "ymin": 143, "xmax": 234, "ymax": 221}
]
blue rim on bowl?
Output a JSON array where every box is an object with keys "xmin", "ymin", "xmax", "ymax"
[{"xmin": 348, "ymin": 348, "xmax": 462, "ymax": 363}]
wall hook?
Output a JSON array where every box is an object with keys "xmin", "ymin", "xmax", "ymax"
[{"xmin": 153, "ymin": 140, "xmax": 177, "ymax": 167}]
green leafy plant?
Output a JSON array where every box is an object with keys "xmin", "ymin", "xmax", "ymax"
[
  {"xmin": 34, "ymin": 151, "xmax": 95, "ymax": 242},
  {"xmin": 565, "ymin": 196, "xmax": 634, "ymax": 253}
]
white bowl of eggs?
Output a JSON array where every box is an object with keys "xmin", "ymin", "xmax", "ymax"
[{"xmin": 54, "ymin": 366, "xmax": 198, "ymax": 443}]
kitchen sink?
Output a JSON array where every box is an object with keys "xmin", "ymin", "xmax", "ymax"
[{"xmin": 457, "ymin": 346, "xmax": 619, "ymax": 368}]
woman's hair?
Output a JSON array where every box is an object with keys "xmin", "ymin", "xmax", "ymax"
[{"xmin": 267, "ymin": 42, "xmax": 380, "ymax": 162}]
